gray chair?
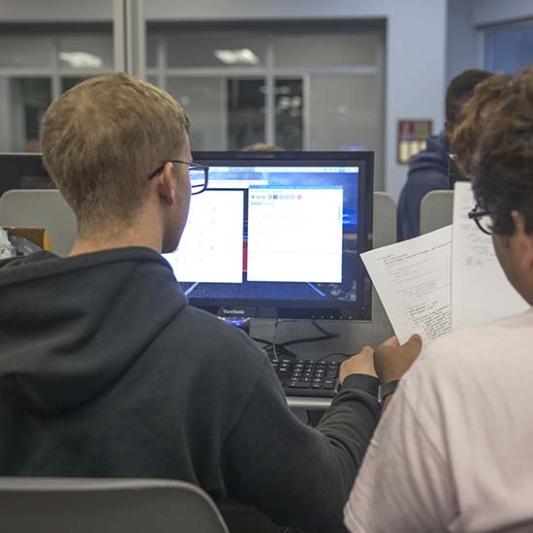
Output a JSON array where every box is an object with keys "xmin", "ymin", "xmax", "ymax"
[
  {"xmin": 369, "ymin": 191, "xmax": 396, "ymax": 342},
  {"xmin": 419, "ymin": 189, "xmax": 454, "ymax": 235},
  {"xmin": 373, "ymin": 191, "xmax": 397, "ymax": 247},
  {"xmin": 0, "ymin": 477, "xmax": 229, "ymax": 533},
  {"xmin": 0, "ymin": 189, "xmax": 77, "ymax": 256}
]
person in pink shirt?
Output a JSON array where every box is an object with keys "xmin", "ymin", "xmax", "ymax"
[{"xmin": 345, "ymin": 68, "xmax": 533, "ymax": 532}]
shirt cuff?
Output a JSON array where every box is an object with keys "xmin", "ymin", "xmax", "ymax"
[{"xmin": 341, "ymin": 374, "xmax": 380, "ymax": 398}]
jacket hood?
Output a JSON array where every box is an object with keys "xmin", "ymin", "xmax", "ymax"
[
  {"xmin": 408, "ymin": 131, "xmax": 449, "ymax": 176},
  {"xmin": 0, "ymin": 247, "xmax": 187, "ymax": 415}
]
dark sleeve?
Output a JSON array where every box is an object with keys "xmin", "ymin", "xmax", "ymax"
[
  {"xmin": 397, "ymin": 166, "xmax": 449, "ymax": 241},
  {"xmin": 397, "ymin": 175, "xmax": 433, "ymax": 241},
  {"xmin": 397, "ymin": 180, "xmax": 421, "ymax": 241},
  {"xmin": 221, "ymin": 359, "xmax": 381, "ymax": 532}
]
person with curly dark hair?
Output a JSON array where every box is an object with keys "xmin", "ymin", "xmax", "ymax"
[{"xmin": 345, "ymin": 67, "xmax": 533, "ymax": 532}]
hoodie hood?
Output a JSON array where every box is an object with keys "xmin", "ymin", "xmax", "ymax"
[
  {"xmin": 408, "ymin": 130, "xmax": 449, "ymax": 180},
  {"xmin": 0, "ymin": 247, "xmax": 187, "ymax": 415}
]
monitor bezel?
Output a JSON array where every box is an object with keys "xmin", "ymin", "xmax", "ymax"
[{"xmin": 189, "ymin": 150, "xmax": 374, "ymax": 321}]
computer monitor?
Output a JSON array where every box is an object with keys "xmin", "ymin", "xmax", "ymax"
[
  {"xmin": 164, "ymin": 151, "xmax": 374, "ymax": 321},
  {"xmin": 0, "ymin": 153, "xmax": 54, "ymax": 198}
]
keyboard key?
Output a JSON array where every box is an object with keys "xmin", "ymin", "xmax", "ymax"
[{"xmin": 288, "ymin": 381, "xmax": 311, "ymax": 389}]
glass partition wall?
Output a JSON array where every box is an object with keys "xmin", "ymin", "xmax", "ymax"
[
  {"xmin": 0, "ymin": 9, "xmax": 385, "ymax": 188},
  {"xmin": 0, "ymin": 24, "xmax": 114, "ymax": 152},
  {"xmin": 145, "ymin": 23, "xmax": 385, "ymax": 187}
]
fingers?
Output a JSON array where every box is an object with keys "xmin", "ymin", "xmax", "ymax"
[{"xmin": 405, "ymin": 333, "xmax": 423, "ymax": 351}]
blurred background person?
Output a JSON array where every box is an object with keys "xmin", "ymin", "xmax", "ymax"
[{"xmin": 397, "ymin": 69, "xmax": 492, "ymax": 241}]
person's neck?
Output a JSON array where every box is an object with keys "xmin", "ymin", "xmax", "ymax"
[{"xmin": 69, "ymin": 219, "xmax": 162, "ymax": 257}]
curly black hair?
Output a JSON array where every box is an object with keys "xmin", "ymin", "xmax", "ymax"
[{"xmin": 452, "ymin": 67, "xmax": 533, "ymax": 235}]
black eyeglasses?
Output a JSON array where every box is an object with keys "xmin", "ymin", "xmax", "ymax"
[
  {"xmin": 147, "ymin": 159, "xmax": 209, "ymax": 195},
  {"xmin": 468, "ymin": 204, "xmax": 493, "ymax": 235}
]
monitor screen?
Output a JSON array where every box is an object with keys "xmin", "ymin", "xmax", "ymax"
[
  {"xmin": 0, "ymin": 153, "xmax": 54, "ymax": 198},
  {"xmin": 164, "ymin": 151, "xmax": 373, "ymax": 320}
]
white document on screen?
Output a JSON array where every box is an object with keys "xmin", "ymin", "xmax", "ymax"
[
  {"xmin": 246, "ymin": 187, "xmax": 343, "ymax": 283},
  {"xmin": 361, "ymin": 226, "xmax": 452, "ymax": 344},
  {"xmin": 163, "ymin": 189, "xmax": 244, "ymax": 283},
  {"xmin": 452, "ymin": 181, "xmax": 528, "ymax": 331}
]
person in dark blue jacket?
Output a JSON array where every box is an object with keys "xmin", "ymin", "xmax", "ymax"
[{"xmin": 397, "ymin": 69, "xmax": 492, "ymax": 241}]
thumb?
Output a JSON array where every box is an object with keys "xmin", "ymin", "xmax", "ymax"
[
  {"xmin": 405, "ymin": 333, "xmax": 423, "ymax": 350},
  {"xmin": 380, "ymin": 336, "xmax": 400, "ymax": 348}
]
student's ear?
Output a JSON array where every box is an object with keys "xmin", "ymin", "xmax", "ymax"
[
  {"xmin": 511, "ymin": 210, "xmax": 533, "ymax": 270},
  {"xmin": 157, "ymin": 162, "xmax": 177, "ymax": 206}
]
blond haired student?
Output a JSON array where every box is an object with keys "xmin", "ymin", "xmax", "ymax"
[{"xmin": 0, "ymin": 73, "xmax": 380, "ymax": 533}]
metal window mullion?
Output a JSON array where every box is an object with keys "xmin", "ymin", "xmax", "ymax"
[
  {"xmin": 128, "ymin": 0, "xmax": 145, "ymax": 79},
  {"xmin": 220, "ymin": 77, "xmax": 228, "ymax": 150},
  {"xmin": 273, "ymin": 65, "xmax": 379, "ymax": 76},
  {"xmin": 113, "ymin": 0, "xmax": 145, "ymax": 77},
  {"xmin": 303, "ymin": 73, "xmax": 310, "ymax": 150},
  {"xmin": 51, "ymin": 73, "xmax": 61, "ymax": 99},
  {"xmin": 265, "ymin": 40, "xmax": 275, "ymax": 146},
  {"xmin": 56, "ymin": 70, "xmax": 110, "ymax": 78},
  {"xmin": 156, "ymin": 34, "xmax": 166, "ymax": 89},
  {"xmin": 113, "ymin": 0, "xmax": 127, "ymax": 72},
  {"xmin": 160, "ymin": 67, "xmax": 267, "ymax": 77},
  {"xmin": 0, "ymin": 69, "xmax": 55, "ymax": 77},
  {"xmin": 149, "ymin": 66, "xmax": 376, "ymax": 77},
  {"xmin": 374, "ymin": 43, "xmax": 386, "ymax": 191},
  {"xmin": 51, "ymin": 33, "xmax": 61, "ymax": 99}
]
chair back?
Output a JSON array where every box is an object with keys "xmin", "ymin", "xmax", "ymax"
[
  {"xmin": 369, "ymin": 191, "xmax": 396, "ymax": 342},
  {"xmin": 0, "ymin": 189, "xmax": 77, "ymax": 256},
  {"xmin": 373, "ymin": 191, "xmax": 396, "ymax": 247},
  {"xmin": 420, "ymin": 190, "xmax": 454, "ymax": 234},
  {"xmin": 0, "ymin": 477, "xmax": 229, "ymax": 533}
]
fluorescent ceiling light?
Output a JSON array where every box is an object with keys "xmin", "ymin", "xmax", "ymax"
[
  {"xmin": 58, "ymin": 51, "xmax": 103, "ymax": 69},
  {"xmin": 214, "ymin": 48, "xmax": 259, "ymax": 65}
]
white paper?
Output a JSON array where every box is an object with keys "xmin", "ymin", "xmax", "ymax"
[
  {"xmin": 452, "ymin": 181, "xmax": 528, "ymax": 330},
  {"xmin": 361, "ymin": 226, "xmax": 452, "ymax": 344}
]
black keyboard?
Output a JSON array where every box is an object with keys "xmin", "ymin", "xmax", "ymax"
[{"xmin": 271, "ymin": 358, "xmax": 341, "ymax": 397}]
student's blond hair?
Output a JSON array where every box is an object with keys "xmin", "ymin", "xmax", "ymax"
[{"xmin": 41, "ymin": 73, "xmax": 190, "ymax": 237}]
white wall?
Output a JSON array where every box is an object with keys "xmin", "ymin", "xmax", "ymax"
[
  {"xmin": 0, "ymin": 0, "xmax": 448, "ymax": 200},
  {"xmin": 447, "ymin": 0, "xmax": 479, "ymax": 82}
]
